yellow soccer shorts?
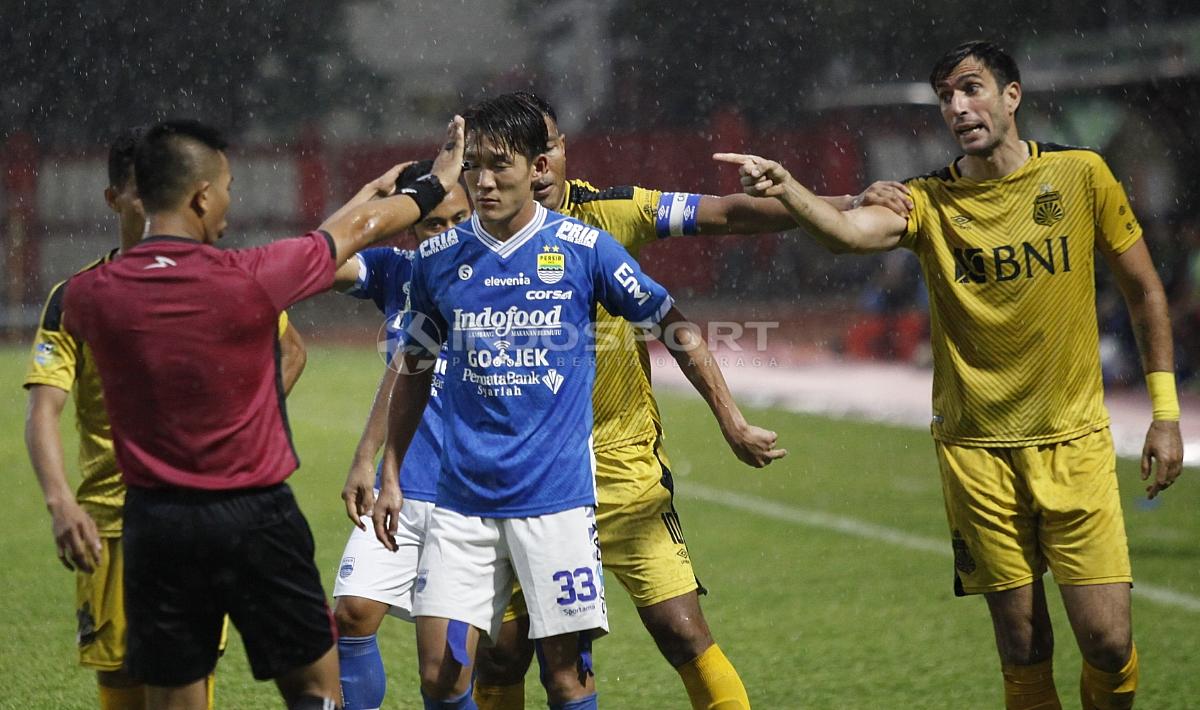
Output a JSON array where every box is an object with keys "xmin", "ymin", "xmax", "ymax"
[
  {"xmin": 76, "ymin": 536, "xmax": 229, "ymax": 671},
  {"xmin": 504, "ymin": 436, "xmax": 699, "ymax": 619},
  {"xmin": 594, "ymin": 437, "xmax": 699, "ymax": 607},
  {"xmin": 76, "ymin": 536, "xmax": 127, "ymax": 671},
  {"xmin": 935, "ymin": 427, "xmax": 1132, "ymax": 596}
]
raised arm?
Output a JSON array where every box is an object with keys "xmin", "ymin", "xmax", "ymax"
[
  {"xmin": 1104, "ymin": 238, "xmax": 1183, "ymax": 498},
  {"xmin": 320, "ymin": 117, "xmax": 464, "ymax": 266},
  {"xmin": 654, "ymin": 306, "xmax": 786, "ymax": 467},
  {"xmin": 25, "ymin": 385, "xmax": 102, "ymax": 573},
  {"xmin": 373, "ymin": 358, "xmax": 433, "ymax": 550},
  {"xmin": 713, "ymin": 152, "xmax": 908, "ymax": 254}
]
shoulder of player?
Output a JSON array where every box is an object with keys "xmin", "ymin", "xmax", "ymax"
[
  {"xmin": 37, "ymin": 278, "xmax": 71, "ymax": 331},
  {"xmin": 902, "ymin": 164, "xmax": 956, "ymax": 188},
  {"xmin": 541, "ymin": 212, "xmax": 614, "ymax": 250},
  {"xmin": 567, "ymin": 179, "xmax": 639, "ymax": 204},
  {"xmin": 1031, "ymin": 140, "xmax": 1109, "ymax": 172}
]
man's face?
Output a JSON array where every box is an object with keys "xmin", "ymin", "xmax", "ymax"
[
  {"xmin": 463, "ymin": 133, "xmax": 539, "ymax": 225},
  {"xmin": 532, "ymin": 116, "xmax": 567, "ymax": 209},
  {"xmin": 104, "ymin": 175, "xmax": 145, "ymax": 244},
  {"xmin": 413, "ymin": 183, "xmax": 471, "ymax": 240},
  {"xmin": 935, "ymin": 57, "xmax": 1019, "ymax": 157},
  {"xmin": 201, "ymin": 152, "xmax": 232, "ymax": 243}
]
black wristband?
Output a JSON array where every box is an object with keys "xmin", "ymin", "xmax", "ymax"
[{"xmin": 397, "ymin": 173, "xmax": 447, "ymax": 220}]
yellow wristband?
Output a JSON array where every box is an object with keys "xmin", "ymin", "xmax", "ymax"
[{"xmin": 1146, "ymin": 371, "xmax": 1180, "ymax": 421}]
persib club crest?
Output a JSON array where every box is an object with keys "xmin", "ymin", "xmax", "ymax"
[
  {"xmin": 1032, "ymin": 190, "xmax": 1064, "ymax": 227},
  {"xmin": 537, "ymin": 245, "xmax": 565, "ymax": 284}
]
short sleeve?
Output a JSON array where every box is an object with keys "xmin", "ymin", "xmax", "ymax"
[
  {"xmin": 1091, "ymin": 157, "xmax": 1142, "ymax": 256},
  {"xmin": 398, "ymin": 252, "xmax": 447, "ymax": 358},
  {"xmin": 24, "ymin": 281, "xmax": 80, "ymax": 392},
  {"xmin": 591, "ymin": 233, "xmax": 673, "ymax": 327},
  {"xmin": 231, "ymin": 230, "xmax": 337, "ymax": 311},
  {"xmin": 896, "ymin": 179, "xmax": 925, "ymax": 252}
]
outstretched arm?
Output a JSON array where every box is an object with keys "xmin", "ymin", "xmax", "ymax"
[
  {"xmin": 320, "ymin": 117, "xmax": 464, "ymax": 267},
  {"xmin": 25, "ymin": 385, "xmax": 101, "ymax": 573},
  {"xmin": 654, "ymin": 306, "xmax": 786, "ymax": 467},
  {"xmin": 695, "ymin": 181, "xmax": 913, "ymax": 234},
  {"xmin": 373, "ymin": 358, "xmax": 433, "ymax": 550},
  {"xmin": 713, "ymin": 153, "xmax": 908, "ymax": 254},
  {"xmin": 1105, "ymin": 238, "xmax": 1183, "ymax": 499}
]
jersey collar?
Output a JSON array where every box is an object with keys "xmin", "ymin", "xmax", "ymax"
[
  {"xmin": 948, "ymin": 140, "xmax": 1038, "ymax": 182},
  {"xmin": 471, "ymin": 202, "xmax": 548, "ymax": 259}
]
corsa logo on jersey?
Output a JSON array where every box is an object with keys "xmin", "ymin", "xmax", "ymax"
[{"xmin": 953, "ymin": 237, "xmax": 1072, "ymax": 284}]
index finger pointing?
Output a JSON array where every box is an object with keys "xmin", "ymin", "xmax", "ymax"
[{"xmin": 713, "ymin": 152, "xmax": 761, "ymax": 165}]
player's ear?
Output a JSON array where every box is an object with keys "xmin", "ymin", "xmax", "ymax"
[
  {"xmin": 104, "ymin": 186, "xmax": 119, "ymax": 213},
  {"xmin": 531, "ymin": 154, "xmax": 550, "ymax": 182},
  {"xmin": 1005, "ymin": 81, "xmax": 1022, "ymax": 117},
  {"xmin": 191, "ymin": 181, "xmax": 211, "ymax": 218}
]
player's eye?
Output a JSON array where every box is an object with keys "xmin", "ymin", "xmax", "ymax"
[{"xmin": 462, "ymin": 160, "xmax": 477, "ymax": 171}]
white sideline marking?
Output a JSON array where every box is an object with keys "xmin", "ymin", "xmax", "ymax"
[{"xmin": 684, "ymin": 483, "xmax": 1200, "ymax": 613}]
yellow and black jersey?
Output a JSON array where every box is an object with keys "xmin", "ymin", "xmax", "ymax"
[
  {"xmin": 900, "ymin": 141, "xmax": 1142, "ymax": 446},
  {"xmin": 560, "ymin": 179, "xmax": 668, "ymax": 452},
  {"xmin": 24, "ymin": 250, "xmax": 124, "ymax": 535}
]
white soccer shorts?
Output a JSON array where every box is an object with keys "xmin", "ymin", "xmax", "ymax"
[
  {"xmin": 413, "ymin": 505, "xmax": 609, "ymax": 641},
  {"xmin": 332, "ymin": 497, "xmax": 435, "ymax": 622}
]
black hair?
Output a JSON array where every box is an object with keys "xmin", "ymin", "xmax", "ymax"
[
  {"xmin": 929, "ymin": 40, "xmax": 1021, "ymax": 91},
  {"xmin": 461, "ymin": 94, "xmax": 549, "ymax": 161},
  {"xmin": 135, "ymin": 119, "xmax": 229, "ymax": 212},
  {"xmin": 512, "ymin": 91, "xmax": 557, "ymax": 126},
  {"xmin": 397, "ymin": 159, "xmax": 435, "ymax": 190},
  {"xmin": 107, "ymin": 126, "xmax": 144, "ymax": 188}
]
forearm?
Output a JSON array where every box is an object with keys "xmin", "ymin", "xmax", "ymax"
[
  {"xmin": 354, "ymin": 367, "xmax": 399, "ymax": 469},
  {"xmin": 658, "ymin": 311, "xmax": 746, "ymax": 436},
  {"xmin": 24, "ymin": 393, "xmax": 74, "ymax": 510},
  {"xmin": 381, "ymin": 360, "xmax": 432, "ymax": 488},
  {"xmin": 1124, "ymin": 285, "xmax": 1175, "ymax": 374},
  {"xmin": 325, "ymin": 194, "xmax": 423, "ymax": 267},
  {"xmin": 778, "ymin": 179, "xmax": 876, "ymax": 253}
]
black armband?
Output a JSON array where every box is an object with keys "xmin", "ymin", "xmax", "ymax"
[{"xmin": 397, "ymin": 173, "xmax": 447, "ymax": 220}]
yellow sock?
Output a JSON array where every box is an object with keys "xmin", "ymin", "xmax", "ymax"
[
  {"xmin": 98, "ymin": 684, "xmax": 145, "ymax": 710},
  {"xmin": 206, "ymin": 671, "xmax": 217, "ymax": 710},
  {"xmin": 1081, "ymin": 643, "xmax": 1138, "ymax": 710},
  {"xmin": 1001, "ymin": 659, "xmax": 1062, "ymax": 709},
  {"xmin": 473, "ymin": 681, "xmax": 525, "ymax": 710},
  {"xmin": 678, "ymin": 644, "xmax": 750, "ymax": 710}
]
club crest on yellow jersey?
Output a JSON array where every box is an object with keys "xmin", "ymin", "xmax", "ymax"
[{"xmin": 1033, "ymin": 187, "xmax": 1064, "ymax": 227}]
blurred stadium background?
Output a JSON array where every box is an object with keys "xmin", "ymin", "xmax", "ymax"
[
  {"xmin": 4, "ymin": 0, "xmax": 1200, "ymax": 384},
  {"xmin": 3, "ymin": 1, "xmax": 1200, "ymax": 707}
]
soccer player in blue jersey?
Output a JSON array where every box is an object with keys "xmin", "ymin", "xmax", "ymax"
[
  {"xmin": 372, "ymin": 95, "xmax": 785, "ymax": 710},
  {"xmin": 330, "ymin": 160, "xmax": 471, "ymax": 710}
]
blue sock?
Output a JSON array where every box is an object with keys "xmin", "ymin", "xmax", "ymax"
[
  {"xmin": 549, "ymin": 693, "xmax": 598, "ymax": 710},
  {"xmin": 338, "ymin": 634, "xmax": 387, "ymax": 710},
  {"xmin": 421, "ymin": 684, "xmax": 479, "ymax": 709}
]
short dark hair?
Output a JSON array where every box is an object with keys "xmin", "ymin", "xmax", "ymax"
[
  {"xmin": 929, "ymin": 41, "xmax": 1021, "ymax": 91},
  {"xmin": 462, "ymin": 94, "xmax": 549, "ymax": 161},
  {"xmin": 513, "ymin": 91, "xmax": 557, "ymax": 126},
  {"xmin": 107, "ymin": 126, "xmax": 144, "ymax": 188},
  {"xmin": 135, "ymin": 119, "xmax": 229, "ymax": 212},
  {"xmin": 397, "ymin": 159, "xmax": 435, "ymax": 191}
]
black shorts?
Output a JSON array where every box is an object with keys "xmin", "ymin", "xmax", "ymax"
[{"xmin": 123, "ymin": 483, "xmax": 334, "ymax": 685}]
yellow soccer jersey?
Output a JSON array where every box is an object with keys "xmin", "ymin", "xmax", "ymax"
[
  {"xmin": 899, "ymin": 141, "xmax": 1142, "ymax": 445},
  {"xmin": 560, "ymin": 179, "xmax": 666, "ymax": 451},
  {"xmin": 24, "ymin": 255, "xmax": 295, "ymax": 537},
  {"xmin": 25, "ymin": 250, "xmax": 124, "ymax": 535}
]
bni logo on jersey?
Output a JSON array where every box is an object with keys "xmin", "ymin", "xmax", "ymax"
[{"xmin": 537, "ymin": 246, "xmax": 565, "ymax": 284}]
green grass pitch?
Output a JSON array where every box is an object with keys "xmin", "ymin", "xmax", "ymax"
[{"xmin": 2, "ymin": 344, "xmax": 1197, "ymax": 708}]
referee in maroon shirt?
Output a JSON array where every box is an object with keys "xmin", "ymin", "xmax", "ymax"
[{"xmin": 62, "ymin": 117, "xmax": 464, "ymax": 710}]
